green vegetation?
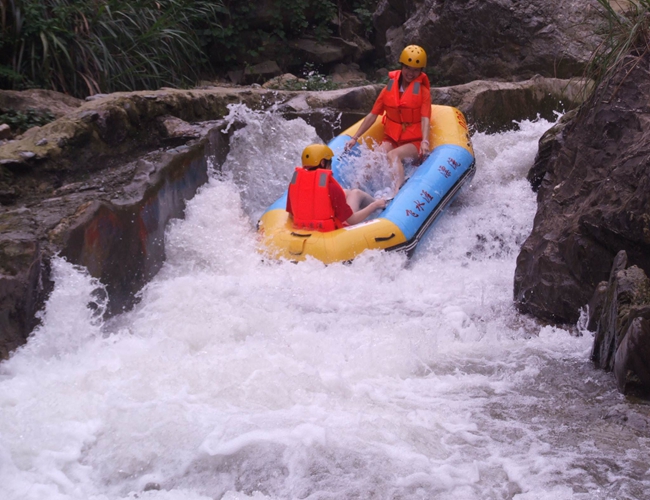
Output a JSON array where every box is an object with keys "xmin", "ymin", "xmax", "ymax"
[
  {"xmin": 588, "ymin": 1, "xmax": 650, "ymax": 92},
  {"xmin": 0, "ymin": 0, "xmax": 379, "ymax": 98},
  {"xmin": 0, "ymin": 108, "xmax": 56, "ymax": 134},
  {"xmin": 0, "ymin": 0, "xmax": 226, "ymax": 97},
  {"xmin": 266, "ymin": 63, "xmax": 342, "ymax": 91},
  {"xmin": 0, "ymin": 0, "xmax": 223, "ymax": 96},
  {"xmin": 350, "ymin": 0, "xmax": 378, "ymax": 37},
  {"xmin": 208, "ymin": 0, "xmax": 338, "ymax": 67}
]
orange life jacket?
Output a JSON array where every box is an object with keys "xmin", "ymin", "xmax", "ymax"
[
  {"xmin": 288, "ymin": 167, "xmax": 343, "ymax": 232},
  {"xmin": 382, "ymin": 70, "xmax": 430, "ymax": 143}
]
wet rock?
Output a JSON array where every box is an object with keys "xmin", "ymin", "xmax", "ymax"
[
  {"xmin": 290, "ymin": 37, "xmax": 359, "ymax": 65},
  {"xmin": 527, "ymin": 109, "xmax": 578, "ymax": 191},
  {"xmin": 333, "ymin": 11, "xmax": 375, "ymax": 61},
  {"xmin": 0, "ymin": 87, "xmax": 274, "ymax": 177},
  {"xmin": 18, "ymin": 151, "xmax": 37, "ymax": 160},
  {"xmin": 0, "ymin": 124, "xmax": 11, "ymax": 140},
  {"xmin": 262, "ymin": 74, "xmax": 302, "ymax": 89},
  {"xmin": 0, "ymin": 233, "xmax": 53, "ymax": 359},
  {"xmin": 158, "ymin": 116, "xmax": 201, "ymax": 140},
  {"xmin": 0, "ymin": 89, "xmax": 82, "ymax": 118},
  {"xmin": 0, "ymin": 88, "xmax": 252, "ymax": 358},
  {"xmin": 227, "ymin": 70, "xmax": 245, "ymax": 85},
  {"xmin": 514, "ymin": 51, "xmax": 650, "ymax": 324},
  {"xmin": 44, "ymin": 142, "xmax": 213, "ymax": 319},
  {"xmin": 84, "ymin": 94, "xmax": 109, "ymax": 102},
  {"xmin": 589, "ymin": 250, "xmax": 650, "ymax": 397},
  {"xmin": 615, "ymin": 314, "xmax": 650, "ymax": 397},
  {"xmin": 375, "ymin": 68, "xmax": 389, "ymax": 80},
  {"xmin": 79, "ymin": 110, "xmax": 100, "ymax": 123},
  {"xmin": 430, "ymin": 77, "xmax": 586, "ymax": 133},
  {"xmin": 244, "ymin": 61, "xmax": 282, "ymax": 84},
  {"xmin": 374, "ymin": 0, "xmax": 602, "ymax": 85},
  {"xmin": 330, "ymin": 63, "xmax": 368, "ymax": 85},
  {"xmin": 587, "ymin": 280, "xmax": 609, "ymax": 332},
  {"xmin": 0, "ymin": 186, "xmax": 18, "ymax": 205},
  {"xmin": 591, "ymin": 250, "xmax": 632, "ymax": 371}
]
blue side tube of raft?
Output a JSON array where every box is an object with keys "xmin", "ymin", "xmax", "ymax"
[
  {"xmin": 331, "ymin": 136, "xmax": 475, "ymax": 246},
  {"xmin": 382, "ymin": 144, "xmax": 475, "ymax": 242}
]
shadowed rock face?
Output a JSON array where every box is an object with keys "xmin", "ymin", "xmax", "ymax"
[
  {"xmin": 588, "ymin": 250, "xmax": 650, "ymax": 397},
  {"xmin": 374, "ymin": 0, "xmax": 602, "ymax": 85},
  {"xmin": 514, "ymin": 52, "xmax": 650, "ymax": 324},
  {"xmin": 0, "ymin": 237, "xmax": 51, "ymax": 359}
]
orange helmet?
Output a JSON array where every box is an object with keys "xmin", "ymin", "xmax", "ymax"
[
  {"xmin": 302, "ymin": 144, "xmax": 334, "ymax": 168},
  {"xmin": 399, "ymin": 45, "xmax": 427, "ymax": 68}
]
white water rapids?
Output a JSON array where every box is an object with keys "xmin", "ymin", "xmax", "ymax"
[{"xmin": 1, "ymin": 106, "xmax": 649, "ymax": 500}]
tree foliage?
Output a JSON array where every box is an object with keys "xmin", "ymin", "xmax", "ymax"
[
  {"xmin": 0, "ymin": 0, "xmax": 228, "ymax": 97},
  {"xmin": 0, "ymin": 0, "xmax": 378, "ymax": 98}
]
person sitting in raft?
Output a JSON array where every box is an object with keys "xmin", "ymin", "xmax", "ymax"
[
  {"xmin": 286, "ymin": 144, "xmax": 387, "ymax": 232},
  {"xmin": 344, "ymin": 44, "xmax": 432, "ymax": 195}
]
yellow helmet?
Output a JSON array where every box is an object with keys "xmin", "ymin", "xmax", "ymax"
[
  {"xmin": 399, "ymin": 45, "xmax": 427, "ymax": 68},
  {"xmin": 302, "ymin": 144, "xmax": 334, "ymax": 168}
]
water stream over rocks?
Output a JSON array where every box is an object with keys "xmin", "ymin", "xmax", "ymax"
[{"xmin": 1, "ymin": 107, "xmax": 649, "ymax": 500}]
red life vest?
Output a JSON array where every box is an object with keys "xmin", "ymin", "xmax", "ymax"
[
  {"xmin": 288, "ymin": 167, "xmax": 343, "ymax": 232},
  {"xmin": 382, "ymin": 70, "xmax": 430, "ymax": 143}
]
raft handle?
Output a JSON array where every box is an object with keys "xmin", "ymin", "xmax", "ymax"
[
  {"xmin": 290, "ymin": 232, "xmax": 312, "ymax": 238},
  {"xmin": 375, "ymin": 233, "xmax": 395, "ymax": 242}
]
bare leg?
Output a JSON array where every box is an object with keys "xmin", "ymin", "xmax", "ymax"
[
  {"xmin": 344, "ymin": 188, "xmax": 376, "ymax": 211},
  {"xmin": 386, "ymin": 143, "xmax": 419, "ymax": 194}
]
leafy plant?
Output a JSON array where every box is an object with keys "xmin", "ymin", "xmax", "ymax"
[
  {"xmin": 210, "ymin": 0, "xmax": 339, "ymax": 67},
  {"xmin": 0, "ymin": 108, "xmax": 56, "ymax": 133},
  {"xmin": 0, "ymin": 0, "xmax": 225, "ymax": 97},
  {"xmin": 0, "ymin": 0, "xmax": 373, "ymax": 96},
  {"xmin": 586, "ymin": 1, "xmax": 650, "ymax": 96},
  {"xmin": 347, "ymin": 0, "xmax": 379, "ymax": 38}
]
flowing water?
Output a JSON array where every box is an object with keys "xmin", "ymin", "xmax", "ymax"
[{"xmin": 1, "ymin": 106, "xmax": 649, "ymax": 500}]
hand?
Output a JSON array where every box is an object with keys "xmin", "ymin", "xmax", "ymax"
[
  {"xmin": 420, "ymin": 140, "xmax": 430, "ymax": 157},
  {"xmin": 344, "ymin": 137, "xmax": 358, "ymax": 152},
  {"xmin": 373, "ymin": 198, "xmax": 387, "ymax": 210}
]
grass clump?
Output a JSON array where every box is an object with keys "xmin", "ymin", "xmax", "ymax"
[
  {"xmin": 587, "ymin": 1, "xmax": 650, "ymax": 93},
  {"xmin": 0, "ymin": 0, "xmax": 224, "ymax": 97}
]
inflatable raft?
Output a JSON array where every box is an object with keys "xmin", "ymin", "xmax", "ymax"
[{"xmin": 257, "ymin": 105, "xmax": 475, "ymax": 263}]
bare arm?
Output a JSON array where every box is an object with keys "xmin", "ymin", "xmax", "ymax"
[
  {"xmin": 420, "ymin": 116, "xmax": 431, "ymax": 156},
  {"xmin": 345, "ymin": 199, "xmax": 387, "ymax": 225},
  {"xmin": 344, "ymin": 113, "xmax": 379, "ymax": 151}
]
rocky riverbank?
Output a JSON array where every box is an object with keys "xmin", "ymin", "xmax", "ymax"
[{"xmin": 514, "ymin": 49, "xmax": 650, "ymax": 396}]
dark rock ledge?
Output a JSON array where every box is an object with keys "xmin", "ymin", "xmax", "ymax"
[
  {"xmin": 515, "ymin": 53, "xmax": 650, "ymax": 325},
  {"xmin": 589, "ymin": 250, "xmax": 650, "ymax": 398},
  {"xmin": 514, "ymin": 51, "xmax": 650, "ymax": 397},
  {"xmin": 0, "ymin": 77, "xmax": 585, "ymax": 359}
]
